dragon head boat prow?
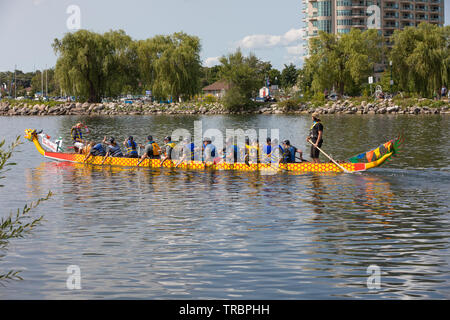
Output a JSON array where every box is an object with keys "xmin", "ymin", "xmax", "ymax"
[
  {"xmin": 24, "ymin": 129, "xmax": 45, "ymax": 156},
  {"xmin": 24, "ymin": 129, "xmax": 37, "ymax": 141}
]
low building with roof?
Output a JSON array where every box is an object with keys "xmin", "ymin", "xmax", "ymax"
[{"xmin": 202, "ymin": 80, "xmax": 231, "ymax": 98}]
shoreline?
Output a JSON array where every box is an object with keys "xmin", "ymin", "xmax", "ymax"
[{"xmin": 0, "ymin": 99, "xmax": 449, "ymax": 116}]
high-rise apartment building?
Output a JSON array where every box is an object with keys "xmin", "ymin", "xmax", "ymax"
[{"xmin": 302, "ymin": 0, "xmax": 445, "ymax": 40}]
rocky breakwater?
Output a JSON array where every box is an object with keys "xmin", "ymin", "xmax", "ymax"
[
  {"xmin": 300, "ymin": 99, "xmax": 450, "ymax": 115},
  {"xmin": 0, "ymin": 101, "xmax": 229, "ymax": 116},
  {"xmin": 0, "ymin": 99, "xmax": 449, "ymax": 116}
]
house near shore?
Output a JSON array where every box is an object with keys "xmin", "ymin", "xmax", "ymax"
[{"xmin": 202, "ymin": 80, "xmax": 230, "ymax": 98}]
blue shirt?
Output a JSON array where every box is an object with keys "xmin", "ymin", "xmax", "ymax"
[
  {"xmin": 91, "ymin": 143, "xmax": 106, "ymax": 156},
  {"xmin": 204, "ymin": 144, "xmax": 216, "ymax": 160}
]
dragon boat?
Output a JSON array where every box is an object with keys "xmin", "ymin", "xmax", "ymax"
[{"xmin": 25, "ymin": 129, "xmax": 402, "ymax": 173}]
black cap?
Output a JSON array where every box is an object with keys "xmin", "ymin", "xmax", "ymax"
[
  {"xmin": 282, "ymin": 139, "xmax": 290, "ymax": 145},
  {"xmin": 128, "ymin": 136, "xmax": 133, "ymax": 141},
  {"xmin": 164, "ymin": 136, "xmax": 171, "ymax": 141},
  {"xmin": 147, "ymin": 135, "xmax": 153, "ymax": 141},
  {"xmin": 109, "ymin": 137, "xmax": 115, "ymax": 143}
]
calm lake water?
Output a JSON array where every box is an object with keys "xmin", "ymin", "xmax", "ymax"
[{"xmin": 0, "ymin": 114, "xmax": 449, "ymax": 299}]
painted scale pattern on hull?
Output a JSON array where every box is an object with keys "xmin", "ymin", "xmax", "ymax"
[{"xmin": 44, "ymin": 151, "xmax": 365, "ymax": 172}]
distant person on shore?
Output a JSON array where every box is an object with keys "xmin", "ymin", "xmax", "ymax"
[
  {"xmin": 307, "ymin": 112, "xmax": 323, "ymax": 163},
  {"xmin": 441, "ymin": 86, "xmax": 447, "ymax": 99},
  {"xmin": 123, "ymin": 136, "xmax": 138, "ymax": 158}
]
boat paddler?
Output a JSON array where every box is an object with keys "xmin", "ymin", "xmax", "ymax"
[
  {"xmin": 123, "ymin": 136, "xmax": 139, "ymax": 158},
  {"xmin": 138, "ymin": 135, "xmax": 161, "ymax": 165},
  {"xmin": 225, "ymin": 137, "xmax": 239, "ymax": 164},
  {"xmin": 71, "ymin": 122, "xmax": 86, "ymax": 154},
  {"xmin": 83, "ymin": 141, "xmax": 106, "ymax": 162},
  {"xmin": 103, "ymin": 136, "xmax": 123, "ymax": 158},
  {"xmin": 160, "ymin": 136, "xmax": 176, "ymax": 167},
  {"xmin": 203, "ymin": 137, "xmax": 216, "ymax": 162},
  {"xmin": 278, "ymin": 140, "xmax": 303, "ymax": 164},
  {"xmin": 262, "ymin": 137, "xmax": 272, "ymax": 163},
  {"xmin": 307, "ymin": 112, "xmax": 323, "ymax": 163}
]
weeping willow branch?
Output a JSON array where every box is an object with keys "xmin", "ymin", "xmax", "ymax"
[{"xmin": 0, "ymin": 136, "xmax": 52, "ymax": 282}]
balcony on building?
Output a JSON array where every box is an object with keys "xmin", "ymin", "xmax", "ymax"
[
  {"xmin": 351, "ymin": 0, "xmax": 365, "ymax": 8},
  {"xmin": 416, "ymin": 14, "xmax": 428, "ymax": 21},
  {"xmin": 384, "ymin": 21, "xmax": 399, "ymax": 29},
  {"xmin": 384, "ymin": 12, "xmax": 399, "ymax": 19},
  {"xmin": 415, "ymin": 5, "xmax": 428, "ymax": 12},
  {"xmin": 430, "ymin": 6, "xmax": 441, "ymax": 13},
  {"xmin": 351, "ymin": 10, "xmax": 366, "ymax": 18},
  {"xmin": 336, "ymin": 0, "xmax": 352, "ymax": 8},
  {"xmin": 400, "ymin": 4, "xmax": 414, "ymax": 11},
  {"xmin": 384, "ymin": 2, "xmax": 399, "ymax": 10},
  {"xmin": 352, "ymin": 18, "xmax": 365, "ymax": 28},
  {"xmin": 430, "ymin": 15, "xmax": 441, "ymax": 22},
  {"xmin": 401, "ymin": 13, "xmax": 414, "ymax": 20},
  {"xmin": 401, "ymin": 21, "xmax": 414, "ymax": 28}
]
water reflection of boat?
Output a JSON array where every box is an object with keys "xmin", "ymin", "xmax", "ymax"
[{"xmin": 25, "ymin": 129, "xmax": 401, "ymax": 173}]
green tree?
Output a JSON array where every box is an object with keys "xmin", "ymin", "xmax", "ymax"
[
  {"xmin": 136, "ymin": 32, "xmax": 202, "ymax": 101},
  {"xmin": 200, "ymin": 65, "xmax": 221, "ymax": 88},
  {"xmin": 53, "ymin": 29, "xmax": 137, "ymax": 102},
  {"xmin": 303, "ymin": 29, "xmax": 383, "ymax": 96},
  {"xmin": 219, "ymin": 50, "xmax": 264, "ymax": 110},
  {"xmin": 268, "ymin": 68, "xmax": 281, "ymax": 86},
  {"xmin": 280, "ymin": 63, "xmax": 298, "ymax": 89},
  {"xmin": 390, "ymin": 23, "xmax": 450, "ymax": 97}
]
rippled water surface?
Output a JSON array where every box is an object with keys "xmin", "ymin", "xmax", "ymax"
[{"xmin": 0, "ymin": 114, "xmax": 449, "ymax": 299}]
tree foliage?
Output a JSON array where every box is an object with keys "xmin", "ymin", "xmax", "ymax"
[
  {"xmin": 390, "ymin": 23, "xmax": 450, "ymax": 97},
  {"xmin": 218, "ymin": 49, "xmax": 270, "ymax": 110},
  {"xmin": 53, "ymin": 30, "xmax": 202, "ymax": 102},
  {"xmin": 280, "ymin": 63, "xmax": 298, "ymax": 89},
  {"xmin": 300, "ymin": 29, "xmax": 383, "ymax": 95}
]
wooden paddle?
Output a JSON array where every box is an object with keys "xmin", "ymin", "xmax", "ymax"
[
  {"xmin": 307, "ymin": 140, "xmax": 351, "ymax": 173},
  {"xmin": 136, "ymin": 157, "xmax": 146, "ymax": 167},
  {"xmin": 266, "ymin": 153, "xmax": 288, "ymax": 172},
  {"xmin": 175, "ymin": 155, "xmax": 186, "ymax": 168},
  {"xmin": 101, "ymin": 154, "xmax": 110, "ymax": 165}
]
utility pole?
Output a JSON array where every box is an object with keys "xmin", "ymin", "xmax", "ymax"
[
  {"xmin": 14, "ymin": 65, "xmax": 16, "ymax": 99},
  {"xmin": 389, "ymin": 60, "xmax": 393, "ymax": 94},
  {"xmin": 45, "ymin": 64, "xmax": 48, "ymax": 98},
  {"xmin": 41, "ymin": 68, "xmax": 44, "ymax": 100}
]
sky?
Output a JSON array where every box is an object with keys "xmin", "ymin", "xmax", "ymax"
[{"xmin": 1, "ymin": 0, "xmax": 449, "ymax": 73}]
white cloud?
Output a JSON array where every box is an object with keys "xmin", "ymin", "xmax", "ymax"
[
  {"xmin": 237, "ymin": 28, "xmax": 305, "ymax": 50},
  {"xmin": 32, "ymin": 0, "xmax": 47, "ymax": 6},
  {"xmin": 286, "ymin": 44, "xmax": 305, "ymax": 56},
  {"xmin": 204, "ymin": 56, "xmax": 220, "ymax": 67}
]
